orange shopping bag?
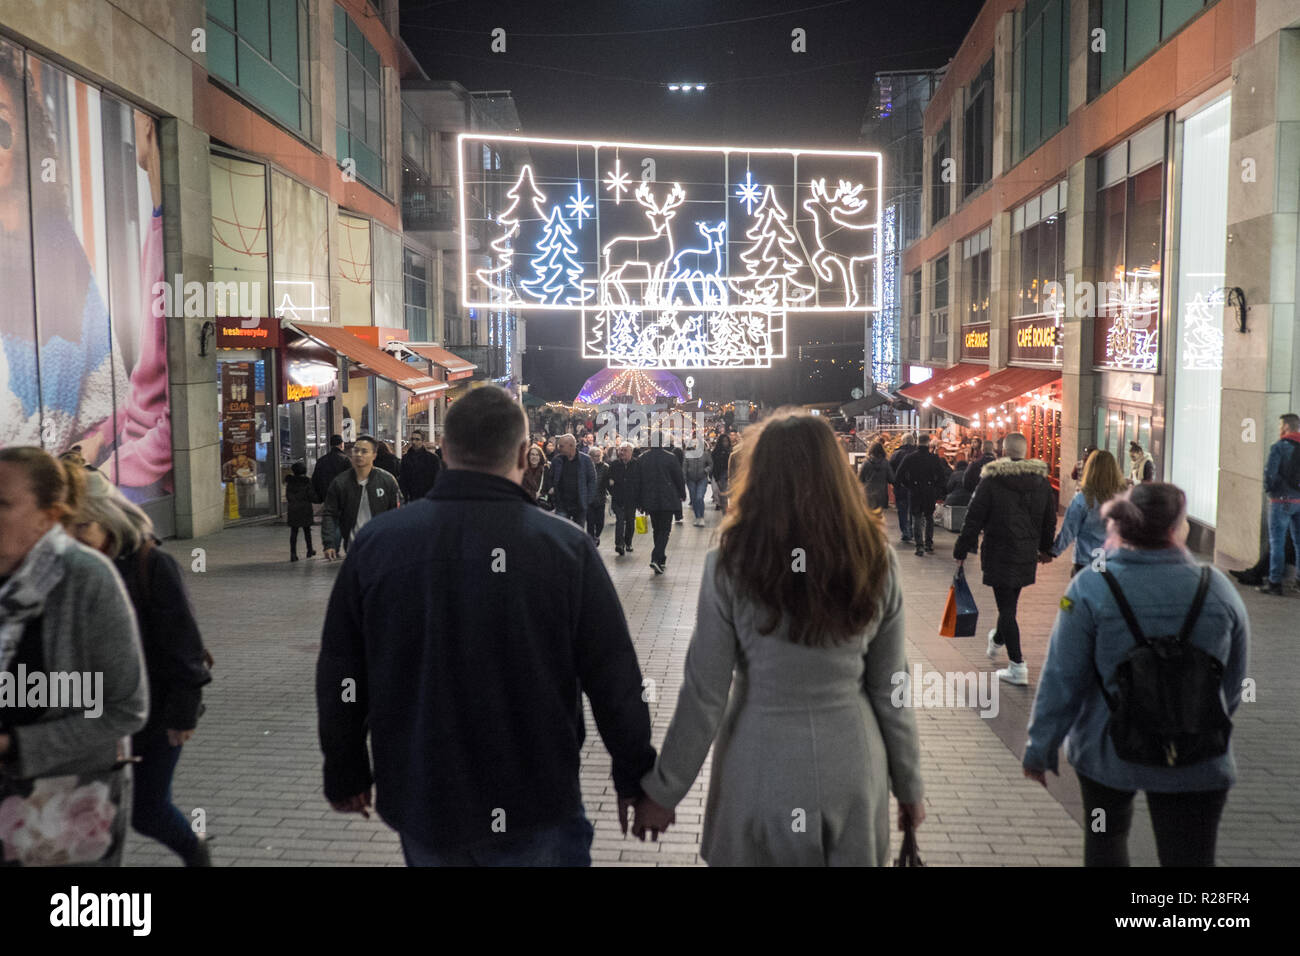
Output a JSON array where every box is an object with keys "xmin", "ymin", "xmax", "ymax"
[{"xmin": 939, "ymin": 565, "xmax": 979, "ymax": 637}]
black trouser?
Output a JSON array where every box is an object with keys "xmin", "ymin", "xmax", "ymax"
[
  {"xmin": 649, "ymin": 510, "xmax": 674, "ymax": 566},
  {"xmin": 290, "ymin": 524, "xmax": 314, "ymax": 557},
  {"xmin": 586, "ymin": 498, "xmax": 606, "ymax": 542},
  {"xmin": 909, "ymin": 496, "xmax": 934, "ymax": 549},
  {"xmin": 895, "ymin": 487, "xmax": 912, "ymax": 537},
  {"xmin": 991, "ymin": 585, "xmax": 1024, "ymax": 663},
  {"xmin": 1077, "ymin": 773, "xmax": 1228, "ymax": 867},
  {"xmin": 613, "ymin": 500, "xmax": 637, "ymax": 550}
]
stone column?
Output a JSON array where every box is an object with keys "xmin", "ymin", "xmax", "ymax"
[{"xmin": 1060, "ymin": 157, "xmax": 1100, "ymax": 502}]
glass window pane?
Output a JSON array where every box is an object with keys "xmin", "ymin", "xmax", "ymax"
[
  {"xmin": 337, "ymin": 125, "xmax": 350, "ymax": 165},
  {"xmin": 334, "ymin": 3, "xmax": 347, "ymax": 44},
  {"xmin": 1041, "ymin": 0, "xmax": 1063, "ymax": 137},
  {"xmin": 1162, "ymin": 0, "xmax": 1204, "ymax": 39},
  {"xmin": 238, "ymin": 39, "xmax": 299, "ymax": 129},
  {"xmin": 335, "ymin": 45, "xmax": 349, "ymax": 127},
  {"xmin": 349, "ymin": 56, "xmax": 365, "ymax": 134},
  {"xmin": 1126, "ymin": 0, "xmax": 1161, "ymax": 68},
  {"xmin": 365, "ymin": 42, "xmax": 379, "ymax": 78},
  {"xmin": 365, "ymin": 74, "xmax": 382, "ymax": 147},
  {"xmin": 348, "ymin": 17, "xmax": 364, "ymax": 58},
  {"xmin": 210, "ymin": 0, "xmax": 235, "ymax": 26},
  {"xmin": 1024, "ymin": 17, "xmax": 1042, "ymax": 150},
  {"xmin": 1101, "ymin": 0, "xmax": 1126, "ymax": 90},
  {"xmin": 269, "ymin": 0, "xmax": 299, "ymax": 79},
  {"xmin": 208, "ymin": 22, "xmax": 238, "ymax": 84},
  {"xmin": 236, "ymin": 0, "xmax": 270, "ymax": 57}
]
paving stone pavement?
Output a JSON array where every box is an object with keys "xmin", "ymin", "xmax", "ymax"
[{"xmin": 123, "ymin": 497, "xmax": 1298, "ymax": 867}]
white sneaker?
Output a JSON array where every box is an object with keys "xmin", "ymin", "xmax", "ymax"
[
  {"xmin": 996, "ymin": 661, "xmax": 1029, "ymax": 686},
  {"xmin": 693, "ymin": 518, "xmax": 704, "ymax": 527},
  {"xmin": 986, "ymin": 628, "xmax": 1001, "ymax": 660}
]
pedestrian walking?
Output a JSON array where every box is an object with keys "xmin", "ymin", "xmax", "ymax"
[
  {"xmin": 630, "ymin": 411, "xmax": 924, "ymax": 863},
  {"xmin": 547, "ymin": 434, "xmax": 596, "ymax": 525},
  {"xmin": 321, "ymin": 435, "xmax": 401, "ymax": 560},
  {"xmin": 374, "ymin": 441, "xmax": 401, "ymax": 480},
  {"xmin": 608, "ymin": 443, "xmax": 641, "ymax": 555},
  {"xmin": 711, "ymin": 432, "xmax": 733, "ymax": 513},
  {"xmin": 1023, "ymin": 483, "xmax": 1248, "ymax": 866},
  {"xmin": 637, "ymin": 437, "xmax": 686, "ymax": 575},
  {"xmin": 858, "ymin": 441, "xmax": 893, "ymax": 517},
  {"xmin": 285, "ymin": 461, "xmax": 316, "ymax": 560},
  {"xmin": 316, "ymin": 386, "xmax": 656, "ymax": 866},
  {"xmin": 71, "ymin": 468, "xmax": 214, "ymax": 866},
  {"xmin": 670, "ymin": 441, "xmax": 686, "ymax": 524},
  {"xmin": 894, "ymin": 434, "xmax": 951, "ymax": 556},
  {"xmin": 952, "ymin": 433, "xmax": 1057, "ymax": 686},
  {"xmin": 1127, "ymin": 441, "xmax": 1155, "ymax": 485},
  {"xmin": 1052, "ymin": 449, "xmax": 1124, "ymax": 575},
  {"xmin": 521, "ymin": 443, "xmax": 549, "ymax": 503},
  {"xmin": 964, "ymin": 439, "xmax": 997, "ymax": 493},
  {"xmin": 1070, "ymin": 444, "xmax": 1098, "ymax": 483},
  {"xmin": 0, "ymin": 448, "xmax": 147, "ymax": 867},
  {"xmin": 889, "ymin": 433, "xmax": 918, "ymax": 543},
  {"xmin": 311, "ymin": 434, "xmax": 350, "ymax": 503},
  {"xmin": 587, "ymin": 446, "xmax": 610, "ymax": 546},
  {"xmin": 1258, "ymin": 413, "xmax": 1300, "ymax": 595},
  {"xmin": 398, "ymin": 429, "xmax": 441, "ymax": 502},
  {"xmin": 683, "ymin": 441, "xmax": 711, "ymax": 526}
]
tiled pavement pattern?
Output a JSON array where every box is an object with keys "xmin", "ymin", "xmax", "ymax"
[{"xmin": 124, "ymin": 498, "xmax": 1299, "ymax": 866}]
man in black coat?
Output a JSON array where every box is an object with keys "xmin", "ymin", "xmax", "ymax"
[
  {"xmin": 311, "ymin": 434, "xmax": 351, "ymax": 503},
  {"xmin": 608, "ymin": 444, "xmax": 641, "ymax": 556},
  {"xmin": 963, "ymin": 439, "xmax": 997, "ymax": 493},
  {"xmin": 636, "ymin": 437, "xmax": 686, "ymax": 575},
  {"xmin": 889, "ymin": 433, "xmax": 918, "ymax": 542},
  {"xmin": 316, "ymin": 386, "xmax": 656, "ymax": 865},
  {"xmin": 952, "ymin": 432, "xmax": 1056, "ymax": 687},
  {"xmin": 399, "ymin": 429, "xmax": 441, "ymax": 502},
  {"xmin": 895, "ymin": 434, "xmax": 951, "ymax": 556}
]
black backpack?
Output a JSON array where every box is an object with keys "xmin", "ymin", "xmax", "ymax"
[{"xmin": 1093, "ymin": 566, "xmax": 1232, "ymax": 768}]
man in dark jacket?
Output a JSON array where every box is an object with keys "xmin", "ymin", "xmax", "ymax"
[
  {"xmin": 398, "ymin": 429, "xmax": 441, "ymax": 502},
  {"xmin": 637, "ymin": 437, "xmax": 687, "ymax": 574},
  {"xmin": 1259, "ymin": 412, "xmax": 1300, "ymax": 595},
  {"xmin": 608, "ymin": 443, "xmax": 641, "ymax": 556},
  {"xmin": 895, "ymin": 434, "xmax": 951, "ymax": 556},
  {"xmin": 320, "ymin": 435, "xmax": 401, "ymax": 558},
  {"xmin": 316, "ymin": 385, "xmax": 656, "ymax": 865},
  {"xmin": 952, "ymin": 432, "xmax": 1056, "ymax": 686},
  {"xmin": 311, "ymin": 434, "xmax": 350, "ymax": 503},
  {"xmin": 547, "ymin": 434, "xmax": 597, "ymax": 525},
  {"xmin": 889, "ymin": 433, "xmax": 918, "ymax": 542},
  {"xmin": 964, "ymin": 439, "xmax": 997, "ymax": 493}
]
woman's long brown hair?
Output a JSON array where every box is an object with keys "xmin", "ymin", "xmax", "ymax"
[
  {"xmin": 1081, "ymin": 449, "xmax": 1125, "ymax": 509},
  {"xmin": 717, "ymin": 410, "xmax": 892, "ymax": 647}
]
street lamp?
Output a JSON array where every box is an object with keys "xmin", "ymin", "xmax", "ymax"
[{"xmin": 666, "ymin": 82, "xmax": 706, "ymax": 92}]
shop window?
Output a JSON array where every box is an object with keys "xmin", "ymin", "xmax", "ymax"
[
  {"xmin": 929, "ymin": 254, "xmax": 949, "ymax": 360},
  {"xmin": 1014, "ymin": 0, "xmax": 1069, "ymax": 163},
  {"xmin": 961, "ymin": 227, "xmax": 991, "ymax": 325},
  {"xmin": 1090, "ymin": 0, "xmax": 1210, "ymax": 99},
  {"xmin": 404, "ymin": 248, "xmax": 430, "ymax": 341},
  {"xmin": 219, "ymin": 355, "xmax": 275, "ymax": 519},
  {"xmin": 334, "ymin": 3, "xmax": 386, "ymax": 190},
  {"xmin": 963, "ymin": 58, "xmax": 994, "ymax": 197},
  {"xmin": 207, "ymin": 0, "xmax": 311, "ymax": 136},
  {"xmin": 1011, "ymin": 182, "xmax": 1066, "ymax": 317},
  {"xmin": 930, "ymin": 120, "xmax": 951, "ymax": 226}
]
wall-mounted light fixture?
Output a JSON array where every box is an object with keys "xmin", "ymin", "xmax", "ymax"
[
  {"xmin": 198, "ymin": 320, "xmax": 215, "ymax": 356},
  {"xmin": 1224, "ymin": 287, "xmax": 1248, "ymax": 333}
]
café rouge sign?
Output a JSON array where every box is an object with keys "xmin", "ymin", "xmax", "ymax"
[
  {"xmin": 1016, "ymin": 322, "xmax": 1058, "ymax": 349},
  {"xmin": 964, "ymin": 328, "xmax": 990, "ymax": 350}
]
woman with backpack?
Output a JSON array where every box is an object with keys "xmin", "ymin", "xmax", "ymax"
[
  {"xmin": 858, "ymin": 441, "xmax": 893, "ymax": 518},
  {"xmin": 1023, "ymin": 483, "xmax": 1249, "ymax": 866}
]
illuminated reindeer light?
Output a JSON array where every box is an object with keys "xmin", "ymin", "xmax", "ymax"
[
  {"xmin": 801, "ymin": 178, "xmax": 876, "ymax": 307},
  {"xmin": 601, "ymin": 181, "xmax": 687, "ymax": 307}
]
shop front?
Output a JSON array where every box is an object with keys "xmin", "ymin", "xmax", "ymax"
[
  {"xmin": 217, "ymin": 318, "xmax": 280, "ymax": 523},
  {"xmin": 279, "ymin": 335, "xmax": 340, "ymax": 480}
]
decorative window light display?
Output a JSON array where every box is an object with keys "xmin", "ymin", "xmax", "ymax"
[{"xmin": 459, "ymin": 134, "xmax": 882, "ymax": 369}]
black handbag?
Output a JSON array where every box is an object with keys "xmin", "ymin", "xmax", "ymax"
[{"xmin": 894, "ymin": 823, "xmax": 925, "ymax": 867}]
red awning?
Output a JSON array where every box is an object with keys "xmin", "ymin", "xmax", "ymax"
[
  {"xmin": 931, "ymin": 366, "xmax": 1061, "ymax": 420},
  {"xmin": 897, "ymin": 364, "xmax": 989, "ymax": 406},
  {"xmin": 409, "ymin": 344, "xmax": 477, "ymax": 382},
  {"xmin": 284, "ymin": 323, "xmax": 447, "ymax": 396}
]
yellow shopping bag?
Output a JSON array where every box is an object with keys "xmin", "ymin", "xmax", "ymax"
[{"xmin": 635, "ymin": 514, "xmax": 648, "ymax": 534}]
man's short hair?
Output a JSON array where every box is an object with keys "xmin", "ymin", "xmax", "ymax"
[
  {"xmin": 903, "ymin": 432, "xmax": 917, "ymax": 445},
  {"xmin": 411, "ymin": 429, "xmax": 425, "ymax": 440},
  {"xmin": 330, "ymin": 434, "xmax": 343, "ymax": 447},
  {"xmin": 918, "ymin": 434, "xmax": 930, "ymax": 447},
  {"xmin": 353, "ymin": 435, "xmax": 377, "ymax": 452},
  {"xmin": 1281, "ymin": 413, "xmax": 1300, "ymax": 432},
  {"xmin": 1003, "ymin": 433, "xmax": 1028, "ymax": 459},
  {"xmin": 443, "ymin": 385, "xmax": 526, "ymax": 470},
  {"xmin": 982, "ymin": 440, "xmax": 996, "ymax": 455}
]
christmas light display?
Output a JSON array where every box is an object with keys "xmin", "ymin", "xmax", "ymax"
[
  {"xmin": 522, "ymin": 205, "xmax": 592, "ymax": 305},
  {"xmin": 576, "ymin": 367, "xmax": 688, "ymax": 405},
  {"xmin": 734, "ymin": 170, "xmax": 763, "ymax": 215},
  {"xmin": 602, "ymin": 158, "xmax": 632, "ymax": 204},
  {"xmin": 565, "ymin": 181, "xmax": 594, "ymax": 229},
  {"xmin": 1180, "ymin": 289, "xmax": 1224, "ymax": 371},
  {"xmin": 877, "ymin": 202, "xmax": 898, "ymax": 388}
]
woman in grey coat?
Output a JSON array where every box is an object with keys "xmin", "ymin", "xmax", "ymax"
[
  {"xmin": 635, "ymin": 412, "xmax": 925, "ymax": 865},
  {"xmin": 0, "ymin": 448, "xmax": 148, "ymax": 867}
]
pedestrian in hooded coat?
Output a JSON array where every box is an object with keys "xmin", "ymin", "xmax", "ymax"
[
  {"xmin": 285, "ymin": 462, "xmax": 316, "ymax": 560},
  {"xmin": 858, "ymin": 442, "xmax": 893, "ymax": 514},
  {"xmin": 311, "ymin": 435, "xmax": 351, "ymax": 504},
  {"xmin": 952, "ymin": 432, "xmax": 1056, "ymax": 687}
]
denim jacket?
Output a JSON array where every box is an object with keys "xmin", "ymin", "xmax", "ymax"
[
  {"xmin": 1023, "ymin": 547, "xmax": 1249, "ymax": 793},
  {"xmin": 1053, "ymin": 491, "xmax": 1108, "ymax": 567}
]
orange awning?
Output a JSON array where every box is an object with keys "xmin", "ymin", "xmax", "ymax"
[
  {"xmin": 898, "ymin": 363, "xmax": 989, "ymax": 407},
  {"xmin": 284, "ymin": 323, "xmax": 447, "ymax": 396},
  {"xmin": 931, "ymin": 366, "xmax": 1061, "ymax": 421},
  {"xmin": 409, "ymin": 344, "xmax": 477, "ymax": 382}
]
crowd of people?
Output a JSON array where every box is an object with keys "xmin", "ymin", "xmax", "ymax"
[{"xmin": 3, "ymin": 399, "xmax": 1295, "ymax": 868}]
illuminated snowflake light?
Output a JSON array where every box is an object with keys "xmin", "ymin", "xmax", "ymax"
[
  {"xmin": 734, "ymin": 170, "xmax": 762, "ymax": 215},
  {"xmin": 565, "ymin": 181, "xmax": 593, "ymax": 229},
  {"xmin": 603, "ymin": 158, "xmax": 632, "ymax": 204}
]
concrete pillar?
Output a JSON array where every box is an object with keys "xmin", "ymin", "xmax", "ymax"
[{"xmin": 1060, "ymin": 156, "xmax": 1100, "ymax": 501}]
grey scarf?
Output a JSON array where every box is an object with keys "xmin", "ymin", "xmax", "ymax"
[{"xmin": 0, "ymin": 525, "xmax": 68, "ymax": 672}]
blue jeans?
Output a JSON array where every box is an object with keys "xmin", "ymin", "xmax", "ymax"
[
  {"xmin": 687, "ymin": 477, "xmax": 708, "ymax": 519},
  {"xmin": 1268, "ymin": 500, "xmax": 1300, "ymax": 584},
  {"xmin": 895, "ymin": 487, "xmax": 912, "ymax": 537},
  {"xmin": 131, "ymin": 729, "xmax": 198, "ymax": 861},
  {"xmin": 400, "ymin": 813, "xmax": 594, "ymax": 867}
]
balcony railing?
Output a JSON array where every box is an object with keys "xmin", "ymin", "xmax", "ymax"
[{"xmin": 402, "ymin": 184, "xmax": 458, "ymax": 234}]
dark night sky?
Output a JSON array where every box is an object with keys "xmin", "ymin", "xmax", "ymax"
[{"xmin": 399, "ymin": 0, "xmax": 984, "ymax": 402}]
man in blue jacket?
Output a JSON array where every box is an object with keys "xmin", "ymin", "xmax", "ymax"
[
  {"xmin": 316, "ymin": 385, "xmax": 656, "ymax": 865},
  {"xmin": 1259, "ymin": 412, "xmax": 1300, "ymax": 595},
  {"xmin": 547, "ymin": 434, "xmax": 597, "ymax": 525}
]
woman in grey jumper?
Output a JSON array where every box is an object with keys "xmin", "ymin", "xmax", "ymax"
[
  {"xmin": 0, "ymin": 448, "xmax": 148, "ymax": 867},
  {"xmin": 635, "ymin": 411, "xmax": 925, "ymax": 865}
]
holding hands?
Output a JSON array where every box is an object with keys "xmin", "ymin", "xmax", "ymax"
[{"xmin": 619, "ymin": 793, "xmax": 676, "ymax": 842}]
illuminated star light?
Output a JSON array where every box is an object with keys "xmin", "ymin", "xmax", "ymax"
[
  {"xmin": 735, "ymin": 170, "xmax": 763, "ymax": 215},
  {"xmin": 565, "ymin": 182, "xmax": 594, "ymax": 229},
  {"xmin": 603, "ymin": 159, "xmax": 632, "ymax": 204}
]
